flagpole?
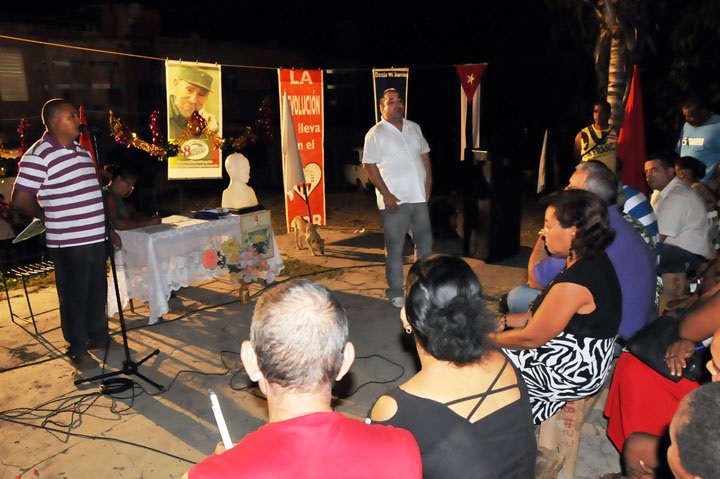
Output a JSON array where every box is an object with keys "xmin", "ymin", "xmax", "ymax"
[{"xmin": 465, "ymin": 102, "xmax": 474, "ymax": 162}]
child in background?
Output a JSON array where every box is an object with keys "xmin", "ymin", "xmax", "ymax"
[{"xmin": 103, "ymin": 163, "xmax": 161, "ymax": 230}]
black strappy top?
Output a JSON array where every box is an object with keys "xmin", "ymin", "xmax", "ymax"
[{"xmin": 367, "ymin": 356, "xmax": 536, "ymax": 479}]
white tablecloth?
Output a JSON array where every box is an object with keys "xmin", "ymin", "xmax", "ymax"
[{"xmin": 107, "ymin": 213, "xmax": 283, "ymax": 324}]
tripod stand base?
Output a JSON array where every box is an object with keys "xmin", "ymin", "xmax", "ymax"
[{"xmin": 73, "ymin": 348, "xmax": 165, "ymax": 392}]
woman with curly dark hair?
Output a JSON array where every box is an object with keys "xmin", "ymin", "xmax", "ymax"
[
  {"xmin": 368, "ymin": 254, "xmax": 536, "ymax": 479},
  {"xmin": 490, "ymin": 188, "xmax": 621, "ymax": 424}
]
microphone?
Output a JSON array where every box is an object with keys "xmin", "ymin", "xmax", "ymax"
[{"xmin": 79, "ymin": 124, "xmax": 99, "ymax": 134}]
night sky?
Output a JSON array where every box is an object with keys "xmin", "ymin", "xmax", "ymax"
[
  {"xmin": 2, "ymin": 2, "xmax": 596, "ymax": 193},
  {"xmin": 4, "ymin": 3, "xmax": 584, "ymax": 69}
]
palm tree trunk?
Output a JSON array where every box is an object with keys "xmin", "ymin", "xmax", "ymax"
[{"xmin": 607, "ymin": 35, "xmax": 628, "ymax": 130}]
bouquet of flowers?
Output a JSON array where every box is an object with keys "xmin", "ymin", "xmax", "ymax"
[{"xmin": 202, "ymin": 239, "xmax": 275, "ymax": 285}]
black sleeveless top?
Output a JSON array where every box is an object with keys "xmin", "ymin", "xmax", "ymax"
[{"xmin": 368, "ymin": 356, "xmax": 536, "ymax": 479}]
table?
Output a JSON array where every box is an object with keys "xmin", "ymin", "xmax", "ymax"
[{"xmin": 107, "ymin": 213, "xmax": 283, "ymax": 324}]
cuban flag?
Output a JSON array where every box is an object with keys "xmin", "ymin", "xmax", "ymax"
[{"xmin": 456, "ymin": 63, "xmax": 488, "ymax": 161}]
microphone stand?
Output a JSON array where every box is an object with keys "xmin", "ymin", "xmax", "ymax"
[{"xmin": 73, "ymin": 125, "xmax": 164, "ymax": 392}]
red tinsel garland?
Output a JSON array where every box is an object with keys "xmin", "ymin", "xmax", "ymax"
[
  {"xmin": 149, "ymin": 110, "xmax": 165, "ymax": 147},
  {"xmin": 16, "ymin": 118, "xmax": 31, "ymax": 156},
  {"xmin": 108, "ymin": 98, "xmax": 274, "ymax": 161}
]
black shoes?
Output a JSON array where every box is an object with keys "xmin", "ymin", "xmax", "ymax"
[
  {"xmin": 87, "ymin": 336, "xmax": 110, "ymax": 350},
  {"xmin": 87, "ymin": 336, "xmax": 123, "ymax": 353},
  {"xmin": 67, "ymin": 351, "xmax": 98, "ymax": 370}
]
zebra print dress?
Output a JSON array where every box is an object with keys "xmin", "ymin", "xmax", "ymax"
[{"xmin": 503, "ymin": 253, "xmax": 622, "ymax": 424}]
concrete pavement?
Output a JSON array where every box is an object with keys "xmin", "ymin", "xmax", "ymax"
[{"xmin": 0, "ymin": 218, "xmax": 622, "ymax": 478}]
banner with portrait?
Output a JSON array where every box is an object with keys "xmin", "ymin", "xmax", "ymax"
[
  {"xmin": 165, "ymin": 60, "xmax": 223, "ymax": 179},
  {"xmin": 278, "ymin": 69, "xmax": 326, "ymax": 230},
  {"xmin": 372, "ymin": 68, "xmax": 409, "ymax": 123}
]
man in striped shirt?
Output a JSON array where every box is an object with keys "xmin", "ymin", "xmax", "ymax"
[
  {"xmin": 12, "ymin": 98, "xmax": 119, "ymax": 370},
  {"xmin": 619, "ymin": 182, "xmax": 660, "ymax": 247}
]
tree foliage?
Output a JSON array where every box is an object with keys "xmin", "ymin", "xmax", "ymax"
[{"xmin": 548, "ymin": 0, "xmax": 720, "ymax": 153}]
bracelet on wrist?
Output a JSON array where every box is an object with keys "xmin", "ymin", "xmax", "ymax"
[{"xmin": 501, "ymin": 313, "xmax": 508, "ymax": 329}]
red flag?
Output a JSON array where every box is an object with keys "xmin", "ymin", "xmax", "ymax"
[
  {"xmin": 618, "ymin": 65, "xmax": 648, "ymax": 194},
  {"xmin": 456, "ymin": 64, "xmax": 488, "ymax": 160},
  {"xmin": 78, "ymin": 106, "xmax": 101, "ymax": 181},
  {"xmin": 78, "ymin": 106, "xmax": 95, "ymax": 160}
]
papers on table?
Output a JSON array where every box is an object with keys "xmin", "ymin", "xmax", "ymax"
[
  {"xmin": 162, "ymin": 215, "xmax": 196, "ymax": 224},
  {"xmin": 139, "ymin": 214, "xmax": 218, "ymax": 233}
]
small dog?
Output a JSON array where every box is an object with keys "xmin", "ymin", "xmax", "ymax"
[{"xmin": 292, "ymin": 216, "xmax": 325, "ymax": 256}]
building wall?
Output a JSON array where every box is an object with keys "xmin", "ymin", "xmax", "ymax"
[{"xmin": 0, "ymin": 7, "xmax": 305, "ymax": 154}]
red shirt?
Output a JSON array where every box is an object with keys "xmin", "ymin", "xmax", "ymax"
[{"xmin": 188, "ymin": 412, "xmax": 422, "ymax": 478}]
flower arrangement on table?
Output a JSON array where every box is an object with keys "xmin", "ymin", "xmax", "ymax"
[{"xmin": 202, "ymin": 239, "xmax": 276, "ymax": 286}]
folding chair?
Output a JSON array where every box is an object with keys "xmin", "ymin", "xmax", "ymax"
[{"xmin": 2, "ymin": 260, "xmax": 55, "ymax": 335}]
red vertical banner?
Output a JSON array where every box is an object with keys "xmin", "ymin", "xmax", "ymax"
[{"xmin": 278, "ymin": 69, "xmax": 326, "ymax": 230}]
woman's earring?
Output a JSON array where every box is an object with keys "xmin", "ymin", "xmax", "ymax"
[
  {"xmin": 568, "ymin": 248, "xmax": 575, "ymax": 261},
  {"xmin": 400, "ymin": 307, "xmax": 411, "ymax": 334}
]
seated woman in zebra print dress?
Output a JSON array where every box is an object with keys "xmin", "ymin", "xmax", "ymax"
[{"xmin": 489, "ymin": 189, "xmax": 622, "ymax": 424}]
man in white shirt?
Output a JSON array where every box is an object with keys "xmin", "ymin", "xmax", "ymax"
[
  {"xmin": 644, "ymin": 154, "xmax": 713, "ymax": 309},
  {"xmin": 362, "ymin": 88, "xmax": 433, "ymax": 308}
]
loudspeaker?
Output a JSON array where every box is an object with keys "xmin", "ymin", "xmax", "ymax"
[{"xmin": 463, "ymin": 150, "xmax": 521, "ymax": 263}]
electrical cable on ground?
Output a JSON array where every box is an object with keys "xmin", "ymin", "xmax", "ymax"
[{"xmin": 1, "ymin": 261, "xmax": 414, "ymax": 467}]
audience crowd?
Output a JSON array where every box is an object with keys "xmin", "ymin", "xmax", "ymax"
[
  {"xmin": 12, "ymin": 91, "xmax": 720, "ymax": 479},
  {"xmin": 180, "ymin": 91, "xmax": 720, "ymax": 479}
]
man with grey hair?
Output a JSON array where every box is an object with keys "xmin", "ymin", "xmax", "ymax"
[
  {"xmin": 185, "ymin": 279, "xmax": 422, "ymax": 479},
  {"xmin": 505, "ymin": 160, "xmax": 656, "ymax": 356}
]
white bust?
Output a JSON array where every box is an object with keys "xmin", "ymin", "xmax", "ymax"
[{"xmin": 221, "ymin": 153, "xmax": 258, "ymax": 209}]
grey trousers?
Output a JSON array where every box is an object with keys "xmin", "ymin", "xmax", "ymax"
[{"xmin": 380, "ymin": 202, "xmax": 433, "ymax": 299}]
